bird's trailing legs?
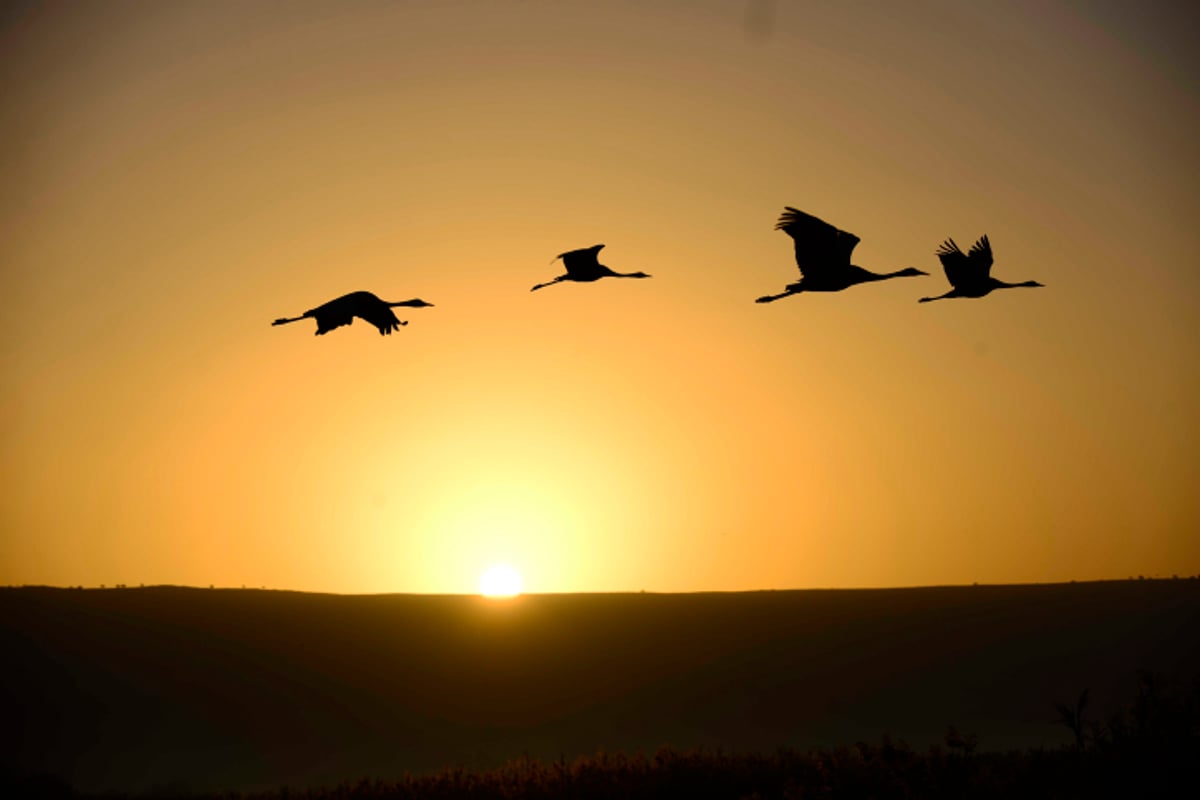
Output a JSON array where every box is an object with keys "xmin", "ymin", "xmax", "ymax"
[
  {"xmin": 531, "ymin": 276, "xmax": 567, "ymax": 292},
  {"xmin": 755, "ymin": 279, "xmax": 807, "ymax": 303}
]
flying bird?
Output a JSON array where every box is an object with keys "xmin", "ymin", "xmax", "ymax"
[
  {"xmin": 919, "ymin": 236, "xmax": 1043, "ymax": 302},
  {"xmin": 531, "ymin": 244, "xmax": 651, "ymax": 292},
  {"xmin": 271, "ymin": 291, "xmax": 433, "ymax": 336},
  {"xmin": 755, "ymin": 207, "xmax": 928, "ymax": 303}
]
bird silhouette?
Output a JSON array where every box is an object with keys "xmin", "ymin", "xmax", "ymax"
[
  {"xmin": 271, "ymin": 291, "xmax": 433, "ymax": 336},
  {"xmin": 755, "ymin": 207, "xmax": 927, "ymax": 303},
  {"xmin": 531, "ymin": 244, "xmax": 651, "ymax": 291},
  {"xmin": 919, "ymin": 236, "xmax": 1043, "ymax": 302}
]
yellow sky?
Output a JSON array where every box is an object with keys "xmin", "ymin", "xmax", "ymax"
[{"xmin": 3, "ymin": 1, "xmax": 1197, "ymax": 593}]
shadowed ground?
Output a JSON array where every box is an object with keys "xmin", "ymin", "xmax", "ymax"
[{"xmin": 2, "ymin": 580, "xmax": 1197, "ymax": 793}]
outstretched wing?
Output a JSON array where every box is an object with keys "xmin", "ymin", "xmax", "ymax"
[
  {"xmin": 557, "ymin": 244, "xmax": 604, "ymax": 279},
  {"xmin": 775, "ymin": 207, "xmax": 859, "ymax": 280},
  {"xmin": 936, "ymin": 235, "xmax": 992, "ymax": 288}
]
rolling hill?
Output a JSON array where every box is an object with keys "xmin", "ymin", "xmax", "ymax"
[{"xmin": 2, "ymin": 580, "xmax": 1197, "ymax": 793}]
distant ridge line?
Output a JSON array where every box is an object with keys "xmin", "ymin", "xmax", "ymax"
[{"xmin": 3, "ymin": 577, "xmax": 1196, "ymax": 596}]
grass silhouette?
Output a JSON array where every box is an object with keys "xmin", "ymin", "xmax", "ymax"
[
  {"xmin": 2, "ymin": 581, "xmax": 1197, "ymax": 797},
  {"xmin": 5, "ymin": 674, "xmax": 1196, "ymax": 799}
]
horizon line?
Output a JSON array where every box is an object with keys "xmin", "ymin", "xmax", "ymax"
[{"xmin": 4, "ymin": 575, "xmax": 1196, "ymax": 598}]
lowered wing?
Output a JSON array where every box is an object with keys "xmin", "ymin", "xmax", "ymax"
[{"xmin": 354, "ymin": 306, "xmax": 405, "ymax": 335}]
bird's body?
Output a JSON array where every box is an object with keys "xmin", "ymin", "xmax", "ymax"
[
  {"xmin": 755, "ymin": 207, "xmax": 927, "ymax": 303},
  {"xmin": 919, "ymin": 236, "xmax": 1043, "ymax": 303},
  {"xmin": 531, "ymin": 244, "xmax": 651, "ymax": 291},
  {"xmin": 271, "ymin": 291, "xmax": 433, "ymax": 336}
]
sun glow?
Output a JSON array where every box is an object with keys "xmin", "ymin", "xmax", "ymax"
[{"xmin": 479, "ymin": 564, "xmax": 523, "ymax": 598}]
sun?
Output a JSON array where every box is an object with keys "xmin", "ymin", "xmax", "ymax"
[{"xmin": 479, "ymin": 564, "xmax": 523, "ymax": 598}]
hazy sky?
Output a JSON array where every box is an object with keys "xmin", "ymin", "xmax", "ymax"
[{"xmin": 3, "ymin": 0, "xmax": 1197, "ymax": 593}]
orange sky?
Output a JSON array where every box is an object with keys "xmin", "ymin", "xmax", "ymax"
[{"xmin": 3, "ymin": 1, "xmax": 1197, "ymax": 593}]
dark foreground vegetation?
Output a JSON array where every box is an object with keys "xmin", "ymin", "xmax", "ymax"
[
  {"xmin": 7, "ymin": 672, "xmax": 1198, "ymax": 800},
  {"xmin": 4, "ymin": 581, "xmax": 1198, "ymax": 797}
]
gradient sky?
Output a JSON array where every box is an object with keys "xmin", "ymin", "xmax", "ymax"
[{"xmin": 3, "ymin": 0, "xmax": 1197, "ymax": 593}]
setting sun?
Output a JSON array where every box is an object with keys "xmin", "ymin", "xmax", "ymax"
[{"xmin": 479, "ymin": 565, "xmax": 523, "ymax": 598}]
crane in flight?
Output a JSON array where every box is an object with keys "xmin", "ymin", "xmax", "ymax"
[
  {"xmin": 755, "ymin": 207, "xmax": 927, "ymax": 303},
  {"xmin": 531, "ymin": 244, "xmax": 651, "ymax": 292},
  {"xmin": 271, "ymin": 291, "xmax": 433, "ymax": 336},
  {"xmin": 919, "ymin": 236, "xmax": 1043, "ymax": 302}
]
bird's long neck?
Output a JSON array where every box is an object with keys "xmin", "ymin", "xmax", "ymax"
[
  {"xmin": 869, "ymin": 268, "xmax": 918, "ymax": 281},
  {"xmin": 993, "ymin": 279, "xmax": 1042, "ymax": 289},
  {"xmin": 388, "ymin": 299, "xmax": 424, "ymax": 307},
  {"xmin": 844, "ymin": 266, "xmax": 897, "ymax": 284}
]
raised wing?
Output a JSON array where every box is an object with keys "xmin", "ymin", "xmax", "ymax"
[
  {"xmin": 557, "ymin": 244, "xmax": 604, "ymax": 279},
  {"xmin": 935, "ymin": 239, "xmax": 969, "ymax": 288},
  {"xmin": 936, "ymin": 235, "xmax": 992, "ymax": 288},
  {"xmin": 968, "ymin": 235, "xmax": 993, "ymax": 278},
  {"xmin": 775, "ymin": 207, "xmax": 859, "ymax": 279}
]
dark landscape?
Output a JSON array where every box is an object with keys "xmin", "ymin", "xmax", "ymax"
[
  {"xmin": 2, "ymin": 580, "xmax": 1198, "ymax": 796},
  {"xmin": 6, "ymin": 3, "xmax": 1199, "ymax": 797}
]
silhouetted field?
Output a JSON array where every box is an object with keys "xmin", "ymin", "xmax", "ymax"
[{"xmin": 2, "ymin": 581, "xmax": 1198, "ymax": 795}]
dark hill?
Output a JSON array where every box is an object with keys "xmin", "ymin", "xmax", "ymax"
[{"xmin": 2, "ymin": 581, "xmax": 1198, "ymax": 793}]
